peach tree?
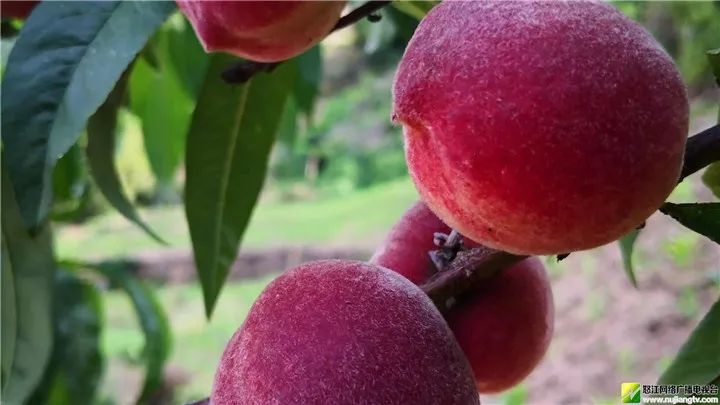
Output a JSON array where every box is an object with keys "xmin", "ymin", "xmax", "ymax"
[{"xmin": 1, "ymin": 1, "xmax": 718, "ymax": 404}]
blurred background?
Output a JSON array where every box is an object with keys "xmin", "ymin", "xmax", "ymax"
[{"xmin": 17, "ymin": 1, "xmax": 719, "ymax": 403}]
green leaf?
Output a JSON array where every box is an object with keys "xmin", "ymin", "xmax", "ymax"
[
  {"xmin": 703, "ymin": 162, "xmax": 720, "ymax": 200},
  {"xmin": 164, "ymin": 13, "xmax": 209, "ymax": 100},
  {"xmin": 618, "ymin": 229, "xmax": 640, "ymax": 288},
  {"xmin": 659, "ymin": 298, "xmax": 720, "ymax": 384},
  {"xmin": 277, "ymin": 97, "xmax": 299, "ymax": 146},
  {"xmin": 87, "ymin": 69, "xmax": 164, "ymax": 243},
  {"xmin": 0, "ymin": 1, "xmax": 176, "ymax": 231},
  {"xmin": 660, "ymin": 202, "xmax": 720, "ymax": 244},
  {"xmin": 52, "ymin": 144, "xmax": 87, "ymax": 206},
  {"xmin": 1, "ymin": 169, "xmax": 55, "ymax": 405},
  {"xmin": 129, "ymin": 20, "xmax": 203, "ymax": 187},
  {"xmin": 391, "ymin": 1, "xmax": 438, "ymax": 20},
  {"xmin": 185, "ymin": 54, "xmax": 296, "ymax": 316},
  {"xmin": 294, "ymin": 46, "xmax": 322, "ymax": 118},
  {"xmin": 93, "ymin": 262, "xmax": 171, "ymax": 404},
  {"xmin": 710, "ymin": 49, "xmax": 720, "ymax": 123},
  {"xmin": 29, "ymin": 269, "xmax": 104, "ymax": 405},
  {"xmin": 1, "ymin": 241, "xmax": 17, "ymax": 388},
  {"xmin": 708, "ymin": 48, "xmax": 720, "ymax": 86}
]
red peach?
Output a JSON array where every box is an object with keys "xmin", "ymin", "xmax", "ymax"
[
  {"xmin": 372, "ymin": 202, "xmax": 554, "ymax": 393},
  {"xmin": 212, "ymin": 259, "xmax": 480, "ymax": 404},
  {"xmin": 177, "ymin": 1, "xmax": 346, "ymax": 63},
  {"xmin": 2, "ymin": 0, "xmax": 39, "ymax": 19},
  {"xmin": 393, "ymin": 1, "xmax": 688, "ymax": 255}
]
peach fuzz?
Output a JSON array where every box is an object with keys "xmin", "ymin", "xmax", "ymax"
[
  {"xmin": 392, "ymin": 1, "xmax": 688, "ymax": 255},
  {"xmin": 211, "ymin": 259, "xmax": 480, "ymax": 404},
  {"xmin": 177, "ymin": 1, "xmax": 346, "ymax": 63},
  {"xmin": 372, "ymin": 202, "xmax": 554, "ymax": 393}
]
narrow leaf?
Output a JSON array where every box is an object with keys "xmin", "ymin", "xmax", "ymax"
[
  {"xmin": 709, "ymin": 49, "xmax": 720, "ymax": 123},
  {"xmin": 618, "ymin": 229, "xmax": 640, "ymax": 288},
  {"xmin": 129, "ymin": 51, "xmax": 197, "ymax": 186},
  {"xmin": 1, "ymin": 169, "xmax": 55, "ymax": 404},
  {"xmin": 660, "ymin": 202, "xmax": 720, "ymax": 244},
  {"xmin": 391, "ymin": 1, "xmax": 437, "ymax": 20},
  {"xmin": 294, "ymin": 46, "xmax": 322, "ymax": 118},
  {"xmin": 52, "ymin": 144, "xmax": 87, "ymax": 205},
  {"xmin": 708, "ymin": 48, "xmax": 720, "ymax": 86},
  {"xmin": 703, "ymin": 162, "xmax": 720, "ymax": 200},
  {"xmin": 164, "ymin": 13, "xmax": 209, "ymax": 99},
  {"xmin": 1, "ymin": 241, "xmax": 17, "ymax": 387},
  {"xmin": 277, "ymin": 97, "xmax": 299, "ymax": 146},
  {"xmin": 28, "ymin": 269, "xmax": 104, "ymax": 405},
  {"xmin": 87, "ymin": 69, "xmax": 164, "ymax": 243},
  {"xmin": 93, "ymin": 262, "xmax": 171, "ymax": 404},
  {"xmin": 185, "ymin": 54, "xmax": 296, "ymax": 316},
  {"xmin": 0, "ymin": 1, "xmax": 176, "ymax": 230},
  {"xmin": 659, "ymin": 298, "xmax": 720, "ymax": 384}
]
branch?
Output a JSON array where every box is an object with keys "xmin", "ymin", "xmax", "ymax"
[
  {"xmin": 679, "ymin": 124, "xmax": 720, "ymax": 181},
  {"xmin": 221, "ymin": 1, "xmax": 393, "ymax": 84},
  {"xmin": 421, "ymin": 247, "xmax": 525, "ymax": 313},
  {"xmin": 422, "ymin": 124, "xmax": 720, "ymax": 309},
  {"xmin": 333, "ymin": 1, "xmax": 392, "ymax": 31}
]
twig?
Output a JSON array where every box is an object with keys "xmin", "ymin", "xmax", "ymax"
[
  {"xmin": 333, "ymin": 1, "xmax": 392, "ymax": 31},
  {"xmin": 679, "ymin": 124, "xmax": 720, "ymax": 181},
  {"xmin": 421, "ymin": 247, "xmax": 526, "ymax": 313},
  {"xmin": 222, "ymin": 1, "xmax": 392, "ymax": 84},
  {"xmin": 422, "ymin": 124, "xmax": 720, "ymax": 309}
]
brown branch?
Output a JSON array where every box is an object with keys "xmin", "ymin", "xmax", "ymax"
[
  {"xmin": 332, "ymin": 1, "xmax": 392, "ymax": 31},
  {"xmin": 421, "ymin": 247, "xmax": 526, "ymax": 313},
  {"xmin": 679, "ymin": 124, "xmax": 720, "ymax": 181},
  {"xmin": 422, "ymin": 124, "xmax": 720, "ymax": 309},
  {"xmin": 221, "ymin": 1, "xmax": 393, "ymax": 84}
]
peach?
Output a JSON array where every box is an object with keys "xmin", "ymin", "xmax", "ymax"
[
  {"xmin": 2, "ymin": 0, "xmax": 39, "ymax": 19},
  {"xmin": 211, "ymin": 259, "xmax": 480, "ymax": 404},
  {"xmin": 177, "ymin": 1, "xmax": 346, "ymax": 63},
  {"xmin": 372, "ymin": 202, "xmax": 554, "ymax": 393},
  {"xmin": 392, "ymin": 1, "xmax": 688, "ymax": 255}
]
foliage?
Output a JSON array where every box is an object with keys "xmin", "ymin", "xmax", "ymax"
[
  {"xmin": 28, "ymin": 270, "xmax": 104, "ymax": 405},
  {"xmin": 1, "ymin": 171, "xmax": 54, "ymax": 405},
  {"xmin": 87, "ymin": 68, "xmax": 163, "ymax": 243},
  {"xmin": 1, "ymin": 1, "xmax": 176, "ymax": 230},
  {"xmin": 618, "ymin": 229, "xmax": 641, "ymax": 288},
  {"xmin": 185, "ymin": 55, "xmax": 297, "ymax": 315},
  {"xmin": 91, "ymin": 262, "xmax": 172, "ymax": 404},
  {"xmin": 659, "ymin": 299, "xmax": 720, "ymax": 385}
]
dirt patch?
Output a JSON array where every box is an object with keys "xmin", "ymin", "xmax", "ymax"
[
  {"xmin": 128, "ymin": 246, "xmax": 371, "ymax": 284},
  {"xmin": 481, "ymin": 211, "xmax": 719, "ymax": 404}
]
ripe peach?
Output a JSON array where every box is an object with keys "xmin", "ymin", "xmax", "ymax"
[
  {"xmin": 2, "ymin": 0, "xmax": 39, "ymax": 19},
  {"xmin": 372, "ymin": 202, "xmax": 554, "ymax": 393},
  {"xmin": 392, "ymin": 1, "xmax": 688, "ymax": 255},
  {"xmin": 177, "ymin": 1, "xmax": 346, "ymax": 63},
  {"xmin": 212, "ymin": 259, "xmax": 480, "ymax": 404}
]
